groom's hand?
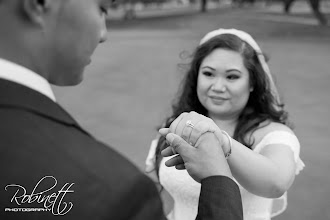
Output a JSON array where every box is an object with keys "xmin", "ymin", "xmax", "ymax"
[{"xmin": 160, "ymin": 131, "xmax": 232, "ymax": 183}]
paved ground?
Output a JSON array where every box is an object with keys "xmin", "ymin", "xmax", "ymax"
[{"xmin": 53, "ymin": 3, "xmax": 330, "ymax": 220}]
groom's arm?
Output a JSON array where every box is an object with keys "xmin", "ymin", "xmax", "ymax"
[{"xmin": 196, "ymin": 176, "xmax": 243, "ymax": 220}]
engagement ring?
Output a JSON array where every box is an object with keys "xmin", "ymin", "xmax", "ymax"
[{"xmin": 186, "ymin": 120, "xmax": 194, "ymax": 128}]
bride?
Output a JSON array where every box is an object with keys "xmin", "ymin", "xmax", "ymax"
[{"xmin": 145, "ymin": 29, "xmax": 305, "ymax": 220}]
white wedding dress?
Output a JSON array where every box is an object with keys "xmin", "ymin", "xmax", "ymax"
[{"xmin": 145, "ymin": 130, "xmax": 305, "ymax": 220}]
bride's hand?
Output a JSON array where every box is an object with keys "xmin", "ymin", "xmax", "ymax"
[
  {"xmin": 160, "ymin": 132, "xmax": 232, "ymax": 182},
  {"xmin": 159, "ymin": 111, "xmax": 224, "ymax": 148}
]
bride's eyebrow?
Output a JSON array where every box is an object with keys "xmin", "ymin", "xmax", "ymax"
[
  {"xmin": 226, "ymin": 68, "xmax": 242, "ymax": 73},
  {"xmin": 201, "ymin": 66, "xmax": 215, "ymax": 70}
]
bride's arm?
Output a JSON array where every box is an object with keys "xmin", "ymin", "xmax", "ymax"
[
  {"xmin": 160, "ymin": 187, "xmax": 174, "ymax": 215},
  {"xmin": 145, "ymin": 136, "xmax": 174, "ymax": 215},
  {"xmin": 145, "ymin": 169, "xmax": 174, "ymax": 215},
  {"xmin": 165, "ymin": 112, "xmax": 297, "ymax": 199},
  {"xmin": 224, "ymin": 132, "xmax": 296, "ymax": 198}
]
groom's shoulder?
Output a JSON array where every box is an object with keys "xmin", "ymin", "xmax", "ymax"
[
  {"xmin": 0, "ymin": 112, "xmax": 164, "ymax": 219},
  {"xmin": 0, "ymin": 102, "xmax": 143, "ymax": 177}
]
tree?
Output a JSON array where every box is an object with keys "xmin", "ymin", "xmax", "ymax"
[
  {"xmin": 308, "ymin": 0, "xmax": 327, "ymax": 25},
  {"xmin": 283, "ymin": 0, "xmax": 328, "ymax": 26},
  {"xmin": 201, "ymin": 0, "xmax": 207, "ymax": 12}
]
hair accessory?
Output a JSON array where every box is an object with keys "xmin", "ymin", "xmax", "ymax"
[{"xmin": 199, "ymin": 28, "xmax": 281, "ymax": 107}]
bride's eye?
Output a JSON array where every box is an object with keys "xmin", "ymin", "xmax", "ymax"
[
  {"xmin": 202, "ymin": 71, "xmax": 213, "ymax": 77},
  {"xmin": 227, "ymin": 75, "xmax": 239, "ymax": 80}
]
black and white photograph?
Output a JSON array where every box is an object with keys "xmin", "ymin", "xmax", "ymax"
[{"xmin": 1, "ymin": 0, "xmax": 329, "ymax": 219}]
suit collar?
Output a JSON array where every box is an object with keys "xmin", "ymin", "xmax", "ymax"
[{"xmin": 0, "ymin": 79, "xmax": 88, "ymax": 133}]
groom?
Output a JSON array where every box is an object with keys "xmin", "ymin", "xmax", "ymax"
[{"xmin": 0, "ymin": 0, "xmax": 242, "ymax": 219}]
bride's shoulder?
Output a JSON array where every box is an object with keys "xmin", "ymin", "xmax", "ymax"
[{"xmin": 250, "ymin": 121, "xmax": 294, "ymax": 148}]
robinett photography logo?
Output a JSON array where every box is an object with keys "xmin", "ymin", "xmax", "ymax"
[{"xmin": 4, "ymin": 175, "xmax": 74, "ymax": 216}]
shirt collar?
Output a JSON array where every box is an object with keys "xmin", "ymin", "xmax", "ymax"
[{"xmin": 0, "ymin": 58, "xmax": 56, "ymax": 102}]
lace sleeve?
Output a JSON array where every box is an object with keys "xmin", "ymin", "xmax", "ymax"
[
  {"xmin": 145, "ymin": 138, "xmax": 159, "ymax": 173},
  {"xmin": 253, "ymin": 130, "xmax": 305, "ymax": 175}
]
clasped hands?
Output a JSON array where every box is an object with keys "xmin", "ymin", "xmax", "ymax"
[{"xmin": 159, "ymin": 111, "xmax": 232, "ymax": 183}]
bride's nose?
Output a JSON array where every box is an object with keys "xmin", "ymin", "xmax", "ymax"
[{"xmin": 211, "ymin": 78, "xmax": 226, "ymax": 92}]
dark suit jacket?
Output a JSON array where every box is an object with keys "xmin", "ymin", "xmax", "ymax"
[
  {"xmin": 0, "ymin": 79, "xmax": 242, "ymax": 220},
  {"xmin": 197, "ymin": 176, "xmax": 243, "ymax": 220}
]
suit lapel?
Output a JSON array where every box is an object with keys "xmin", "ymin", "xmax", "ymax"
[{"xmin": 0, "ymin": 79, "xmax": 90, "ymax": 136}]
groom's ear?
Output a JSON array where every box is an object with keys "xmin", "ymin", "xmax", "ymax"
[{"xmin": 22, "ymin": 0, "xmax": 52, "ymax": 26}]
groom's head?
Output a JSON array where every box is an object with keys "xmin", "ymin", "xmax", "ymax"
[{"xmin": 0, "ymin": 0, "xmax": 110, "ymax": 86}]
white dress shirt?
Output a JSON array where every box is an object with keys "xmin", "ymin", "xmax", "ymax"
[{"xmin": 0, "ymin": 58, "xmax": 56, "ymax": 102}]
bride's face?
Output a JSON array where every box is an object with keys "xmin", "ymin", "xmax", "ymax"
[{"xmin": 197, "ymin": 48, "xmax": 252, "ymax": 119}]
